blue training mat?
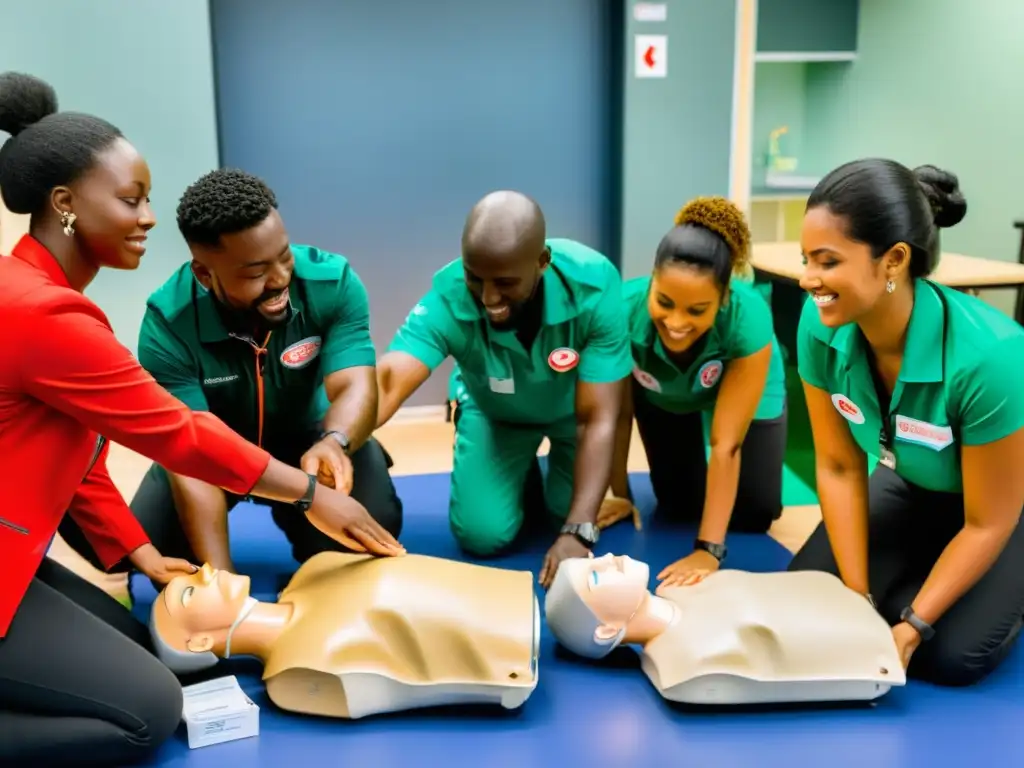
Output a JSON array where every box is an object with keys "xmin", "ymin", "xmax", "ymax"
[{"xmin": 133, "ymin": 472, "xmax": 1023, "ymax": 768}]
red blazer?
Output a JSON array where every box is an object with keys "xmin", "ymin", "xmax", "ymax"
[{"xmin": 0, "ymin": 235, "xmax": 273, "ymax": 637}]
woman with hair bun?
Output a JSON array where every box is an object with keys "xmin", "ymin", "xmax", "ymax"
[
  {"xmin": 605, "ymin": 197, "xmax": 789, "ymax": 586},
  {"xmin": 788, "ymin": 158, "xmax": 1024, "ymax": 686},
  {"xmin": 0, "ymin": 72, "xmax": 400, "ymax": 764}
]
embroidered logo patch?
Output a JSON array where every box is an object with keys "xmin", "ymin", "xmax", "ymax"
[
  {"xmin": 548, "ymin": 347, "xmax": 579, "ymax": 373},
  {"xmin": 894, "ymin": 415, "xmax": 955, "ymax": 451},
  {"xmin": 831, "ymin": 393, "xmax": 865, "ymax": 425},
  {"xmin": 632, "ymin": 366, "xmax": 662, "ymax": 393},
  {"xmin": 697, "ymin": 360, "xmax": 723, "ymax": 389},
  {"xmin": 280, "ymin": 336, "xmax": 322, "ymax": 370}
]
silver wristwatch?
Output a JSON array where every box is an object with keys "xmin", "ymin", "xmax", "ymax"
[{"xmin": 560, "ymin": 522, "xmax": 600, "ymax": 548}]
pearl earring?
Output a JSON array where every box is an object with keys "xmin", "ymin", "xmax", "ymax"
[{"xmin": 885, "ymin": 279, "xmax": 895, "ymax": 294}]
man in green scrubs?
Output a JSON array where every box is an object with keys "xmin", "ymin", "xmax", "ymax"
[
  {"xmin": 376, "ymin": 191, "xmax": 632, "ymax": 587},
  {"xmin": 124, "ymin": 169, "xmax": 403, "ymax": 572}
]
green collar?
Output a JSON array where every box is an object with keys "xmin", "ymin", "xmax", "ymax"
[
  {"xmin": 194, "ymin": 274, "xmax": 306, "ymax": 344},
  {"xmin": 827, "ymin": 279, "xmax": 944, "ymax": 383}
]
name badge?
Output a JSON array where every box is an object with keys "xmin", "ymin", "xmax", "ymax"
[
  {"xmin": 489, "ymin": 377, "xmax": 515, "ymax": 395},
  {"xmin": 894, "ymin": 415, "xmax": 955, "ymax": 451}
]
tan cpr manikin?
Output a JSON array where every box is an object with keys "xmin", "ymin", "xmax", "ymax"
[
  {"xmin": 149, "ymin": 552, "xmax": 540, "ymax": 719},
  {"xmin": 545, "ymin": 554, "xmax": 905, "ymax": 705}
]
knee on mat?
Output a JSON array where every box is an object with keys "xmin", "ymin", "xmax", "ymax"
[
  {"xmin": 127, "ymin": 664, "xmax": 184, "ymax": 751},
  {"xmin": 372, "ymin": 493, "xmax": 404, "ymax": 539},
  {"xmin": 910, "ymin": 623, "xmax": 1022, "ymax": 687},
  {"xmin": 451, "ymin": 516, "xmax": 520, "ymax": 558}
]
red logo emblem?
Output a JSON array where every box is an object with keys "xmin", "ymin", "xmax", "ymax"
[
  {"xmin": 830, "ymin": 393, "xmax": 865, "ymax": 424},
  {"xmin": 280, "ymin": 336, "xmax": 322, "ymax": 370},
  {"xmin": 698, "ymin": 360, "xmax": 723, "ymax": 388},
  {"xmin": 548, "ymin": 347, "xmax": 579, "ymax": 373}
]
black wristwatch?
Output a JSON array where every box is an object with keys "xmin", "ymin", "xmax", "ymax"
[
  {"xmin": 560, "ymin": 522, "xmax": 600, "ymax": 548},
  {"xmin": 320, "ymin": 429, "xmax": 351, "ymax": 455},
  {"xmin": 294, "ymin": 472, "xmax": 318, "ymax": 512},
  {"xmin": 900, "ymin": 606, "xmax": 935, "ymax": 641},
  {"xmin": 694, "ymin": 538, "xmax": 727, "ymax": 563}
]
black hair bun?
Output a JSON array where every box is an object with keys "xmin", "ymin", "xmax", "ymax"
[
  {"xmin": 914, "ymin": 164, "xmax": 967, "ymax": 229},
  {"xmin": 0, "ymin": 72, "xmax": 58, "ymax": 138}
]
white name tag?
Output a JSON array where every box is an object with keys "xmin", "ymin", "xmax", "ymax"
[
  {"xmin": 489, "ymin": 377, "xmax": 515, "ymax": 395},
  {"xmin": 894, "ymin": 415, "xmax": 955, "ymax": 451}
]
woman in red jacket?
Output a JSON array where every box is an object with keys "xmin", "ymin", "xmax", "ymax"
[{"xmin": 0, "ymin": 72, "xmax": 403, "ymax": 765}]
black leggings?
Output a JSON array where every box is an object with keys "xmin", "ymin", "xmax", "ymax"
[
  {"xmin": 0, "ymin": 558, "xmax": 182, "ymax": 765},
  {"xmin": 632, "ymin": 381, "xmax": 787, "ymax": 534},
  {"xmin": 789, "ymin": 465, "xmax": 1024, "ymax": 686}
]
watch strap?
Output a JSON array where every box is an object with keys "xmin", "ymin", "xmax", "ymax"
[
  {"xmin": 294, "ymin": 473, "xmax": 318, "ymax": 512},
  {"xmin": 900, "ymin": 606, "xmax": 935, "ymax": 641},
  {"xmin": 560, "ymin": 522, "xmax": 599, "ymax": 548},
  {"xmin": 320, "ymin": 429, "xmax": 351, "ymax": 454},
  {"xmin": 694, "ymin": 538, "xmax": 727, "ymax": 562}
]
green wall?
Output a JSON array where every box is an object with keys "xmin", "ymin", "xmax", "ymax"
[
  {"xmin": 0, "ymin": 0, "xmax": 220, "ymax": 352},
  {"xmin": 620, "ymin": 0, "xmax": 739, "ymax": 279},
  {"xmin": 801, "ymin": 0, "xmax": 1024, "ymax": 313}
]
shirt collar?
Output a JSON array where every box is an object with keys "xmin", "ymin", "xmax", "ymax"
[
  {"xmin": 828, "ymin": 278, "xmax": 944, "ymax": 382},
  {"xmin": 11, "ymin": 234, "xmax": 72, "ymax": 289}
]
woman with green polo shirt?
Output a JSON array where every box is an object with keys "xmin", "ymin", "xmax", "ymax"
[
  {"xmin": 788, "ymin": 158, "xmax": 1024, "ymax": 686},
  {"xmin": 606, "ymin": 197, "xmax": 788, "ymax": 586}
]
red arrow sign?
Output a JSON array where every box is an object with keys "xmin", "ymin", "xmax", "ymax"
[{"xmin": 643, "ymin": 46, "xmax": 656, "ymax": 68}]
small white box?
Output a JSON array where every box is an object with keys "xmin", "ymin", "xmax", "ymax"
[{"xmin": 181, "ymin": 675, "xmax": 260, "ymax": 749}]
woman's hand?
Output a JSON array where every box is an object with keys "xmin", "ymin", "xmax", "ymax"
[
  {"xmin": 892, "ymin": 621, "xmax": 922, "ymax": 669},
  {"xmin": 129, "ymin": 543, "xmax": 198, "ymax": 587},
  {"xmin": 657, "ymin": 549, "xmax": 720, "ymax": 587}
]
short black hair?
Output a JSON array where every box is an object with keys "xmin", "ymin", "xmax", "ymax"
[
  {"xmin": 176, "ymin": 168, "xmax": 278, "ymax": 247},
  {"xmin": 807, "ymin": 158, "xmax": 967, "ymax": 279},
  {"xmin": 0, "ymin": 71, "xmax": 123, "ymax": 216}
]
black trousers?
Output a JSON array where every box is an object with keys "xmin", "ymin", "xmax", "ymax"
[
  {"xmin": 62, "ymin": 434, "xmax": 403, "ymax": 569},
  {"xmin": 0, "ymin": 558, "xmax": 182, "ymax": 765},
  {"xmin": 788, "ymin": 465, "xmax": 1024, "ymax": 686},
  {"xmin": 632, "ymin": 381, "xmax": 787, "ymax": 534}
]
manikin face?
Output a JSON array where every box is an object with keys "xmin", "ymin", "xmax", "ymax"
[
  {"xmin": 153, "ymin": 564, "xmax": 252, "ymax": 653},
  {"xmin": 566, "ymin": 554, "xmax": 650, "ymax": 640}
]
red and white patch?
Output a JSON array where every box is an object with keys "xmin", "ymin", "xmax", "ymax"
[
  {"xmin": 548, "ymin": 347, "xmax": 579, "ymax": 373},
  {"xmin": 280, "ymin": 336, "xmax": 322, "ymax": 370},
  {"xmin": 697, "ymin": 360, "xmax": 723, "ymax": 389},
  {"xmin": 632, "ymin": 366, "xmax": 661, "ymax": 393},
  {"xmin": 831, "ymin": 393, "xmax": 865, "ymax": 425}
]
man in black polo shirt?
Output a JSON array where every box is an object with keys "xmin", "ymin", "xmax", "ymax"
[{"xmin": 125, "ymin": 169, "xmax": 402, "ymax": 572}]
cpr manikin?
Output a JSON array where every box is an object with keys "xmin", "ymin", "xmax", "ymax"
[
  {"xmin": 545, "ymin": 555, "xmax": 905, "ymax": 705},
  {"xmin": 150, "ymin": 553, "xmax": 540, "ymax": 718}
]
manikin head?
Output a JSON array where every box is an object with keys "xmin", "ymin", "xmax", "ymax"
[
  {"xmin": 461, "ymin": 190, "xmax": 551, "ymax": 329},
  {"xmin": 545, "ymin": 554, "xmax": 652, "ymax": 660},
  {"xmin": 150, "ymin": 564, "xmax": 259, "ymax": 674}
]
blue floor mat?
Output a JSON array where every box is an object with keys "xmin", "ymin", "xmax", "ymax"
[{"xmin": 136, "ymin": 472, "xmax": 1023, "ymax": 768}]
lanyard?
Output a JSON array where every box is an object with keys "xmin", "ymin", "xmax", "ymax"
[{"xmin": 868, "ymin": 281, "xmax": 949, "ymax": 468}]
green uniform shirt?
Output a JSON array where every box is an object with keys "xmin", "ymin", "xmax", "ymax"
[
  {"xmin": 797, "ymin": 278, "xmax": 1024, "ymax": 493},
  {"xmin": 138, "ymin": 244, "xmax": 375, "ymax": 452},
  {"xmin": 388, "ymin": 238, "xmax": 633, "ymax": 425},
  {"xmin": 623, "ymin": 275, "xmax": 787, "ymax": 420}
]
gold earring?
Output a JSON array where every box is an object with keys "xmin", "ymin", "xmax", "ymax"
[{"xmin": 59, "ymin": 210, "xmax": 77, "ymax": 237}]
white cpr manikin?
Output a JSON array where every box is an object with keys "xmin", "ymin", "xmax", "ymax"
[
  {"xmin": 150, "ymin": 553, "xmax": 539, "ymax": 719},
  {"xmin": 545, "ymin": 554, "xmax": 905, "ymax": 705}
]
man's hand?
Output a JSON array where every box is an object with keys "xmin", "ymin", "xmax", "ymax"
[
  {"xmin": 307, "ymin": 486, "xmax": 405, "ymax": 557},
  {"xmin": 539, "ymin": 534, "xmax": 591, "ymax": 589},
  {"xmin": 129, "ymin": 543, "xmax": 198, "ymax": 587},
  {"xmin": 301, "ymin": 437, "xmax": 354, "ymax": 494},
  {"xmin": 657, "ymin": 550, "xmax": 720, "ymax": 587},
  {"xmin": 892, "ymin": 621, "xmax": 922, "ymax": 669},
  {"xmin": 597, "ymin": 495, "xmax": 641, "ymax": 530}
]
